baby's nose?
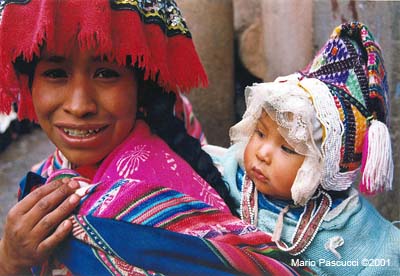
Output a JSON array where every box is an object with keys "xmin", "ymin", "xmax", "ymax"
[{"xmin": 256, "ymin": 144, "xmax": 273, "ymax": 164}]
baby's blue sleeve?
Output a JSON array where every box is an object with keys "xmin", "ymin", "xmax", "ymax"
[{"xmin": 203, "ymin": 144, "xmax": 243, "ymax": 214}]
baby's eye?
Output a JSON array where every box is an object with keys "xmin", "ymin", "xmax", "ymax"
[
  {"xmin": 254, "ymin": 129, "xmax": 265, "ymax": 138},
  {"xmin": 43, "ymin": 69, "xmax": 67, "ymax": 79},
  {"xmin": 95, "ymin": 68, "xmax": 120, "ymax": 79},
  {"xmin": 282, "ymin": 145, "xmax": 297, "ymax": 154}
]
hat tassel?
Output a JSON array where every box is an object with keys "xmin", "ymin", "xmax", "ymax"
[
  {"xmin": 17, "ymin": 75, "xmax": 37, "ymax": 122},
  {"xmin": 359, "ymin": 120, "xmax": 393, "ymax": 194}
]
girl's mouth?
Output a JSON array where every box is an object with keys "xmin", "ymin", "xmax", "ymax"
[
  {"xmin": 62, "ymin": 127, "xmax": 104, "ymax": 138},
  {"xmin": 56, "ymin": 124, "xmax": 110, "ymax": 148}
]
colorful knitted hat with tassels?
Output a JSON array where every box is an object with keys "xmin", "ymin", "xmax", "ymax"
[
  {"xmin": 298, "ymin": 22, "xmax": 393, "ymax": 197},
  {"xmin": 0, "ymin": 0, "xmax": 208, "ymax": 121}
]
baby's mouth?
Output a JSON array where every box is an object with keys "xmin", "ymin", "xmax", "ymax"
[{"xmin": 252, "ymin": 167, "xmax": 268, "ymax": 182}]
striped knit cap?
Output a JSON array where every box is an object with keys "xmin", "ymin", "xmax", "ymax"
[{"xmin": 300, "ymin": 22, "xmax": 393, "ymax": 196}]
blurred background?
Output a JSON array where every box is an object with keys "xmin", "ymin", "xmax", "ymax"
[{"xmin": 1, "ymin": 0, "xmax": 399, "ymax": 235}]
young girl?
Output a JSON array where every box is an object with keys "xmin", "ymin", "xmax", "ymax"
[
  {"xmin": 0, "ymin": 1, "xmax": 314, "ymax": 275},
  {"xmin": 206, "ymin": 22, "xmax": 400, "ymax": 275}
]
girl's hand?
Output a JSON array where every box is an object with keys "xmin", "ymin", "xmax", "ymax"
[{"xmin": 0, "ymin": 178, "xmax": 81, "ymax": 275}]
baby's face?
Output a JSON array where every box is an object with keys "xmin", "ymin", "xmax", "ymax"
[
  {"xmin": 31, "ymin": 45, "xmax": 138, "ymax": 167},
  {"xmin": 244, "ymin": 112, "xmax": 305, "ymax": 200}
]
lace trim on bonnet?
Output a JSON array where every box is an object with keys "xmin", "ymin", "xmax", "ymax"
[
  {"xmin": 231, "ymin": 74, "xmax": 319, "ymax": 205},
  {"xmin": 295, "ymin": 76, "xmax": 360, "ymax": 193}
]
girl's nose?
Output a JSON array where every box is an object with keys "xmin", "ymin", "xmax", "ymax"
[{"xmin": 63, "ymin": 77, "xmax": 97, "ymax": 117}]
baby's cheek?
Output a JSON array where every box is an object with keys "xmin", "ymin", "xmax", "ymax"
[{"xmin": 243, "ymin": 144, "xmax": 254, "ymax": 169}]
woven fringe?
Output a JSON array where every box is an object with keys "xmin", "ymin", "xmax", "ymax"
[
  {"xmin": 17, "ymin": 75, "xmax": 37, "ymax": 122},
  {"xmin": 359, "ymin": 120, "xmax": 393, "ymax": 194},
  {"xmin": 0, "ymin": 89, "xmax": 14, "ymax": 115}
]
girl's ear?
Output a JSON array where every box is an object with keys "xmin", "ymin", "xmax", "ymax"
[{"xmin": 136, "ymin": 107, "xmax": 147, "ymax": 120}]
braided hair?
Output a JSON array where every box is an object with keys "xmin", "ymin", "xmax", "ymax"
[{"xmin": 137, "ymin": 78, "xmax": 237, "ymax": 215}]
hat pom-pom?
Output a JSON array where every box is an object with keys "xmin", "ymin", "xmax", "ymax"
[{"xmin": 359, "ymin": 120, "xmax": 393, "ymax": 194}]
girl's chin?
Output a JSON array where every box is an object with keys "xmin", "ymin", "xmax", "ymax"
[{"xmin": 61, "ymin": 151, "xmax": 105, "ymax": 168}]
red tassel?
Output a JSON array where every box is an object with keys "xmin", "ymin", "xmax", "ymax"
[
  {"xmin": 0, "ymin": 89, "xmax": 14, "ymax": 115},
  {"xmin": 17, "ymin": 75, "xmax": 37, "ymax": 122}
]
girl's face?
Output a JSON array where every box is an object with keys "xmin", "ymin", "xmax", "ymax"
[
  {"xmin": 32, "ymin": 47, "xmax": 138, "ymax": 167},
  {"xmin": 244, "ymin": 112, "xmax": 305, "ymax": 200}
]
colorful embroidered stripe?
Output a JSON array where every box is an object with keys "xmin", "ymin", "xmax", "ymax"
[
  {"xmin": 154, "ymin": 208, "xmax": 217, "ymax": 229},
  {"xmin": 131, "ymin": 194, "xmax": 209, "ymax": 225},
  {"xmin": 110, "ymin": 0, "xmax": 191, "ymax": 37},
  {"xmin": 129, "ymin": 195, "xmax": 212, "ymax": 226},
  {"xmin": 74, "ymin": 215, "xmax": 121, "ymax": 260},
  {"xmin": 93, "ymin": 249, "xmax": 123, "ymax": 276},
  {"xmin": 116, "ymin": 188, "xmax": 186, "ymax": 221}
]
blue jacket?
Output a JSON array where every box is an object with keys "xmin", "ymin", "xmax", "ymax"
[{"xmin": 207, "ymin": 143, "xmax": 400, "ymax": 276}]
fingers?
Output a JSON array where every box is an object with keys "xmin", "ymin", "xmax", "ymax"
[
  {"xmin": 0, "ymin": 177, "xmax": 82, "ymax": 272},
  {"xmin": 17, "ymin": 178, "xmax": 72, "ymax": 214},
  {"xmin": 25, "ymin": 179, "xmax": 80, "ymax": 229},
  {"xmin": 37, "ymin": 218, "xmax": 73, "ymax": 255},
  {"xmin": 31, "ymin": 192, "xmax": 81, "ymax": 240}
]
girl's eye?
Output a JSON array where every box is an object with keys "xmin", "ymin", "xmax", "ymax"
[
  {"xmin": 42, "ymin": 69, "xmax": 67, "ymax": 79},
  {"xmin": 282, "ymin": 145, "xmax": 297, "ymax": 155},
  {"xmin": 95, "ymin": 68, "xmax": 120, "ymax": 79}
]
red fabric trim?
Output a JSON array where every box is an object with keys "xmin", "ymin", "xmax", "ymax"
[{"xmin": 75, "ymin": 165, "xmax": 97, "ymax": 180}]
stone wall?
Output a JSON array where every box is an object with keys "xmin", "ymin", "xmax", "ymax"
[{"xmin": 177, "ymin": 0, "xmax": 235, "ymax": 147}]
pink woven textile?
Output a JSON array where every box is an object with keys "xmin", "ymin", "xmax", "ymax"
[{"xmin": 79, "ymin": 119, "xmax": 228, "ymax": 215}]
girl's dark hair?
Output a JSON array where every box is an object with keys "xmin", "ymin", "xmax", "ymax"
[{"xmin": 138, "ymin": 77, "xmax": 237, "ymax": 215}]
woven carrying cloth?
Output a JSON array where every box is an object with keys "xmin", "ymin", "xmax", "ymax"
[
  {"xmin": 0, "ymin": 0, "xmax": 208, "ymax": 121},
  {"xmin": 19, "ymin": 120, "xmax": 316, "ymax": 276}
]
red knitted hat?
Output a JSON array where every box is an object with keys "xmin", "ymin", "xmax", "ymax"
[{"xmin": 0, "ymin": 0, "xmax": 208, "ymax": 121}]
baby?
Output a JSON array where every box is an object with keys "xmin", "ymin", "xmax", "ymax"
[{"xmin": 206, "ymin": 22, "xmax": 399, "ymax": 275}]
